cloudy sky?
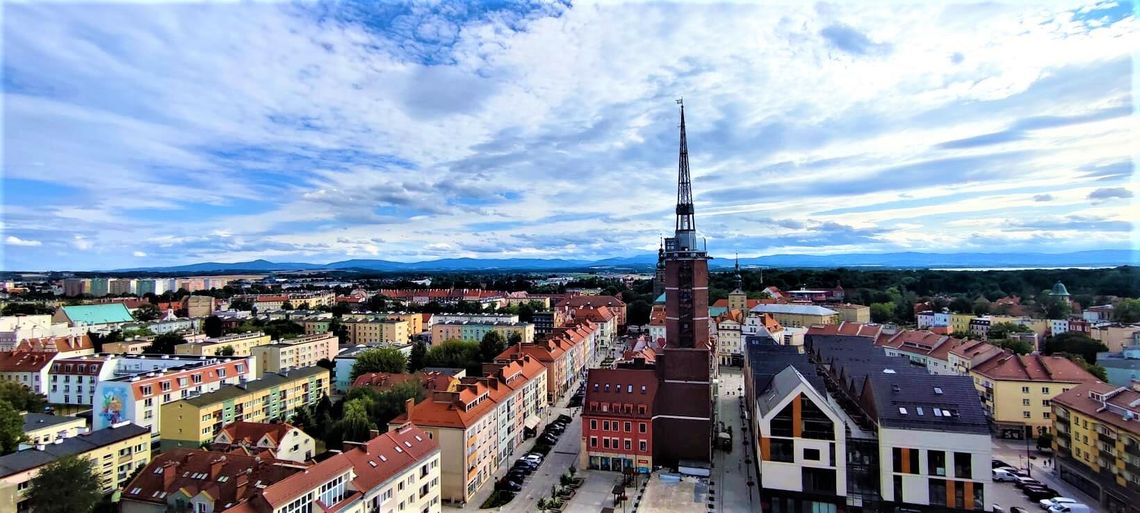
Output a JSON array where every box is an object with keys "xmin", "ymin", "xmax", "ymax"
[{"xmin": 2, "ymin": 1, "xmax": 1136, "ymax": 271}]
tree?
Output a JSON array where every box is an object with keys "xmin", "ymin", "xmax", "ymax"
[
  {"xmin": 1036, "ymin": 432, "xmax": 1054, "ymax": 450},
  {"xmin": 338, "ymin": 398, "xmax": 375, "ymax": 443},
  {"xmin": 627, "ymin": 299, "xmax": 651, "ymax": 326},
  {"xmin": 146, "ymin": 332, "xmax": 186, "ymax": 354},
  {"xmin": 229, "ymin": 299, "xmax": 253, "ymax": 311},
  {"xmin": 972, "ymin": 297, "xmax": 991, "ymax": 316},
  {"xmin": 1, "ymin": 303, "xmax": 54, "ymax": 315},
  {"xmin": 218, "ymin": 345, "xmax": 236, "ymax": 356},
  {"xmin": 506, "ymin": 331, "xmax": 523, "ymax": 345},
  {"xmin": 870, "ymin": 302, "xmax": 894, "ymax": 323},
  {"xmin": 988, "ymin": 322, "xmax": 1032, "ymax": 341},
  {"xmin": 262, "ymin": 320, "xmax": 304, "ymax": 340},
  {"xmin": 328, "ymin": 318, "xmax": 349, "ymax": 344},
  {"xmin": 480, "ymin": 331, "xmax": 507, "ymax": 363},
  {"xmin": 948, "ymin": 296, "xmax": 973, "ymax": 314},
  {"xmin": 204, "ymin": 315, "xmax": 224, "ymax": 337},
  {"xmin": 1114, "ymin": 298, "xmax": 1140, "ymax": 323},
  {"xmin": 281, "ymin": 300, "xmax": 295, "ymax": 311},
  {"xmin": 408, "ymin": 341, "xmax": 428, "ymax": 372},
  {"xmin": 1044, "ymin": 332, "xmax": 1108, "ymax": 364},
  {"xmin": 0, "ymin": 381, "xmax": 46, "ymax": 412},
  {"xmin": 0, "ymin": 400, "xmax": 26, "ymax": 454},
  {"xmin": 351, "ymin": 348, "xmax": 407, "ymax": 379},
  {"xmin": 347, "ymin": 380, "xmax": 426, "ymax": 427},
  {"xmin": 992, "ymin": 338, "xmax": 1033, "ymax": 355},
  {"xmin": 424, "ymin": 340, "xmax": 483, "ymax": 376},
  {"xmin": 26, "ymin": 455, "xmax": 102, "ymax": 513},
  {"xmin": 133, "ymin": 303, "xmax": 161, "ymax": 321}
]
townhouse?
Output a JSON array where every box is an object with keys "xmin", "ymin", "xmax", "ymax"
[
  {"xmin": 969, "ymin": 352, "xmax": 1099, "ymax": 439},
  {"xmin": 0, "ymin": 422, "xmax": 151, "ymax": 512},
  {"xmin": 1051, "ymin": 383, "xmax": 1140, "ymax": 513},
  {"xmin": 250, "ymin": 332, "xmax": 337, "ymax": 376},
  {"xmin": 158, "ymin": 367, "xmax": 330, "ymax": 450},
  {"xmin": 0, "ymin": 350, "xmax": 60, "ymax": 395},
  {"xmin": 571, "ymin": 306, "xmax": 617, "ymax": 350},
  {"xmin": 494, "ymin": 319, "xmax": 594, "ymax": 404},
  {"xmin": 877, "ymin": 331, "xmax": 969, "ymax": 375},
  {"xmin": 122, "ymin": 425, "xmax": 441, "ymax": 513},
  {"xmin": 49, "ymin": 353, "xmax": 245, "ymax": 408},
  {"xmin": 580, "ymin": 366, "xmax": 657, "ymax": 474},
  {"xmin": 389, "ymin": 354, "xmax": 547, "ymax": 505},
  {"xmin": 209, "ymin": 421, "xmax": 316, "ymax": 463},
  {"xmin": 556, "ymin": 295, "xmax": 627, "ymax": 328}
]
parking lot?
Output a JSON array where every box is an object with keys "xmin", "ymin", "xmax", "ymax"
[{"xmin": 989, "ymin": 447, "xmax": 1102, "ymax": 513}]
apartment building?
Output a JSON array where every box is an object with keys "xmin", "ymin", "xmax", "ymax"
[
  {"xmin": 175, "ymin": 332, "xmax": 271, "ymax": 356},
  {"xmin": 124, "ymin": 425, "xmax": 441, "ymax": 513},
  {"xmin": 91, "ymin": 355, "xmax": 257, "ymax": 435},
  {"xmin": 158, "ymin": 367, "xmax": 329, "ymax": 450},
  {"xmin": 20, "ymin": 413, "xmax": 86, "ymax": 448},
  {"xmin": 430, "ymin": 321, "xmax": 534, "ymax": 344},
  {"xmin": 755, "ymin": 366, "xmax": 847, "ymax": 513},
  {"xmin": 390, "ymin": 355, "xmax": 547, "ymax": 505},
  {"xmin": 0, "ymin": 350, "xmax": 61, "ymax": 395},
  {"xmin": 946, "ymin": 340, "xmax": 1003, "ymax": 374},
  {"xmin": 0, "ymin": 422, "xmax": 151, "ymax": 512},
  {"xmin": 969, "ymin": 352, "xmax": 1099, "ymax": 439},
  {"xmin": 580, "ymin": 367, "xmax": 657, "ymax": 474},
  {"xmin": 1052, "ymin": 382, "xmax": 1140, "ymax": 513},
  {"xmin": 343, "ymin": 317, "xmax": 410, "ymax": 345},
  {"xmin": 877, "ymin": 331, "xmax": 969, "ymax": 375},
  {"xmin": 53, "ymin": 303, "xmax": 134, "ymax": 329},
  {"xmin": 250, "ymin": 332, "xmax": 337, "ymax": 376},
  {"xmin": 830, "ymin": 304, "xmax": 871, "ymax": 324},
  {"xmin": 557, "ymin": 295, "xmax": 627, "ymax": 328},
  {"xmin": 571, "ymin": 306, "xmax": 617, "ymax": 349},
  {"xmin": 495, "ymin": 320, "xmax": 594, "ymax": 405},
  {"xmin": 798, "ymin": 334, "xmax": 993, "ymax": 513},
  {"xmin": 333, "ymin": 344, "xmax": 414, "ymax": 393}
]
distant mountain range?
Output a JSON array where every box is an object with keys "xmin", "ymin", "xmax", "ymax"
[{"xmin": 109, "ymin": 250, "xmax": 1138, "ymax": 273}]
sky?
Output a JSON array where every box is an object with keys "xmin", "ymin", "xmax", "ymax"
[{"xmin": 1, "ymin": 0, "xmax": 1137, "ymax": 271}]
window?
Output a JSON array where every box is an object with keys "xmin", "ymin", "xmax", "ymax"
[
  {"xmin": 770, "ymin": 438, "xmax": 794, "ymax": 463},
  {"xmin": 1022, "ymin": 399, "xmax": 1031, "ymax": 406},
  {"xmin": 803, "ymin": 448, "xmax": 821, "ymax": 461},
  {"xmin": 928, "ymin": 450, "xmax": 946, "ymax": 476},
  {"xmin": 603, "ymin": 420, "xmax": 609, "ymax": 431},
  {"xmin": 1042, "ymin": 399, "xmax": 1051, "ymax": 407},
  {"xmin": 590, "ymin": 420, "xmax": 597, "ymax": 430},
  {"xmin": 954, "ymin": 452, "xmax": 972, "ymax": 479},
  {"xmin": 1043, "ymin": 412, "xmax": 1051, "ymax": 419},
  {"xmin": 639, "ymin": 422, "xmax": 646, "ymax": 433},
  {"xmin": 1023, "ymin": 411, "xmax": 1031, "ymax": 419},
  {"xmin": 1021, "ymin": 386, "xmax": 1030, "ymax": 393},
  {"xmin": 624, "ymin": 422, "xmax": 631, "ymax": 432},
  {"xmin": 929, "ymin": 480, "xmax": 947, "ymax": 506},
  {"xmin": 639, "ymin": 440, "xmax": 647, "ymax": 452},
  {"xmin": 1042, "ymin": 386, "xmax": 1050, "ymax": 394},
  {"xmin": 603, "ymin": 438, "xmax": 610, "ymax": 449},
  {"xmin": 590, "ymin": 437, "xmax": 597, "ymax": 448},
  {"xmin": 893, "ymin": 476, "xmax": 903, "ymax": 502}
]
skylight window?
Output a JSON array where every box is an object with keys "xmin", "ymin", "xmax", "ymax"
[
  {"xmin": 380, "ymin": 455, "xmax": 388, "ymax": 462},
  {"xmin": 404, "ymin": 441, "xmax": 412, "ymax": 447},
  {"xmin": 933, "ymin": 387, "xmax": 943, "ymax": 395},
  {"xmin": 933, "ymin": 409, "xmax": 943, "ymax": 417},
  {"xmin": 898, "ymin": 407, "xmax": 908, "ymax": 415},
  {"xmin": 369, "ymin": 461, "xmax": 377, "ymax": 468},
  {"xmin": 916, "ymin": 407, "xmax": 924, "ymax": 416}
]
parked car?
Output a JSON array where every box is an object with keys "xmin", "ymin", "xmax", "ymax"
[
  {"xmin": 1023, "ymin": 486, "xmax": 1058, "ymax": 501},
  {"xmin": 506, "ymin": 470, "xmax": 528, "ymax": 483},
  {"xmin": 511, "ymin": 462, "xmax": 535, "ymax": 473},
  {"xmin": 1011, "ymin": 507, "xmax": 1029, "ymax": 513},
  {"xmin": 523, "ymin": 453, "xmax": 544, "ymax": 463},
  {"xmin": 1047, "ymin": 504, "xmax": 1089, "ymax": 513},
  {"xmin": 540, "ymin": 434, "xmax": 558, "ymax": 444},
  {"xmin": 545, "ymin": 424, "xmax": 565, "ymax": 434},
  {"xmin": 496, "ymin": 479, "xmax": 523, "ymax": 492},
  {"xmin": 1014, "ymin": 476, "xmax": 1043, "ymax": 489},
  {"xmin": 557, "ymin": 414, "xmax": 572, "ymax": 423},
  {"xmin": 1039, "ymin": 497, "xmax": 1077, "ymax": 510},
  {"xmin": 992, "ymin": 468, "xmax": 1019, "ymax": 482},
  {"xmin": 993, "ymin": 459, "xmax": 1014, "ymax": 469}
]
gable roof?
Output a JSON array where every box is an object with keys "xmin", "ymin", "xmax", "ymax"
[
  {"xmin": 1051, "ymin": 382, "xmax": 1140, "ymax": 435},
  {"xmin": 121, "ymin": 449, "xmax": 306, "ymax": 510},
  {"xmin": 867, "ymin": 373, "xmax": 990, "ymax": 434},
  {"xmin": 750, "ymin": 304, "xmax": 838, "ymax": 316},
  {"xmin": 807, "ymin": 322, "xmax": 883, "ymax": 339},
  {"xmin": 17, "ymin": 334, "xmax": 94, "ymax": 353},
  {"xmin": 971, "ymin": 352, "xmax": 1101, "ymax": 383},
  {"xmin": 0, "ymin": 423, "xmax": 149, "ymax": 478},
  {"xmin": 756, "ymin": 367, "xmax": 832, "ymax": 418},
  {"xmin": 214, "ymin": 422, "xmax": 299, "ymax": 448},
  {"xmin": 58, "ymin": 303, "xmax": 134, "ymax": 325}
]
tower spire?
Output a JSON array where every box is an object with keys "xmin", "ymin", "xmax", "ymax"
[
  {"xmin": 674, "ymin": 99, "xmax": 697, "ymax": 251},
  {"xmin": 734, "ymin": 253, "xmax": 742, "ymax": 292}
]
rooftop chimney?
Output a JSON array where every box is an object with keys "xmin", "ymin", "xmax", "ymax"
[
  {"xmin": 405, "ymin": 397, "xmax": 415, "ymax": 423},
  {"xmin": 162, "ymin": 462, "xmax": 178, "ymax": 489}
]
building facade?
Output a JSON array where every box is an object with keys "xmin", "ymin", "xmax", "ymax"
[
  {"xmin": 580, "ymin": 367, "xmax": 657, "ymax": 474},
  {"xmin": 175, "ymin": 332, "xmax": 271, "ymax": 357},
  {"xmin": 969, "ymin": 353, "xmax": 1099, "ymax": 439},
  {"xmin": 1052, "ymin": 382, "xmax": 1140, "ymax": 513},
  {"xmin": 249, "ymin": 332, "xmax": 337, "ymax": 375}
]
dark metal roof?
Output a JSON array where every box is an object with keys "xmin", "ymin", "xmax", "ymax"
[{"xmin": 0, "ymin": 423, "xmax": 150, "ymax": 477}]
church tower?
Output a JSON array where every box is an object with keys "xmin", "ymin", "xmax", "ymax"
[
  {"xmin": 663, "ymin": 102, "xmax": 710, "ymax": 351},
  {"xmin": 728, "ymin": 253, "xmax": 747, "ymax": 311}
]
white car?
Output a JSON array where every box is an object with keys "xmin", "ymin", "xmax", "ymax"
[
  {"xmin": 1039, "ymin": 497, "xmax": 1076, "ymax": 510},
  {"xmin": 992, "ymin": 468, "xmax": 1019, "ymax": 482},
  {"xmin": 1048, "ymin": 504, "xmax": 1088, "ymax": 513}
]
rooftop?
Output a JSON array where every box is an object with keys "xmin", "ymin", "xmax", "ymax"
[
  {"xmin": 58, "ymin": 303, "xmax": 134, "ymax": 325},
  {"xmin": 1051, "ymin": 382, "xmax": 1140, "ymax": 435},
  {"xmin": 971, "ymin": 352, "xmax": 1100, "ymax": 383},
  {"xmin": 22, "ymin": 413, "xmax": 83, "ymax": 432},
  {"xmin": 749, "ymin": 304, "xmax": 838, "ymax": 316},
  {"xmin": 0, "ymin": 422, "xmax": 149, "ymax": 478}
]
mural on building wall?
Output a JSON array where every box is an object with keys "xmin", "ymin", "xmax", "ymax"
[{"xmin": 99, "ymin": 387, "xmax": 127, "ymax": 425}]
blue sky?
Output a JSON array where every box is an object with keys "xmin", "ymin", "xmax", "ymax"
[{"xmin": 1, "ymin": 0, "xmax": 1136, "ymax": 271}]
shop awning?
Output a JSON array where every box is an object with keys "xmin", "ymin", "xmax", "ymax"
[{"xmin": 524, "ymin": 415, "xmax": 542, "ymax": 430}]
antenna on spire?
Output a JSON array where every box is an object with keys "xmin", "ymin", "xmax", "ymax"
[{"xmin": 673, "ymin": 99, "xmax": 696, "ymax": 251}]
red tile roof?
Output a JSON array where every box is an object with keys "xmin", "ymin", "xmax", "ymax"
[
  {"xmin": 584, "ymin": 368, "xmax": 658, "ymax": 416},
  {"xmin": 0, "ymin": 351, "xmax": 57, "ymax": 372},
  {"xmin": 1051, "ymin": 382, "xmax": 1140, "ymax": 435},
  {"xmin": 972, "ymin": 352, "xmax": 1101, "ymax": 383},
  {"xmin": 214, "ymin": 422, "xmax": 300, "ymax": 450},
  {"xmin": 122, "ymin": 449, "xmax": 305, "ymax": 511},
  {"xmin": 17, "ymin": 334, "xmax": 93, "ymax": 353}
]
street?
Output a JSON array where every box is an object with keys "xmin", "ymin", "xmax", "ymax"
[
  {"xmin": 712, "ymin": 366, "xmax": 757, "ymax": 513},
  {"xmin": 991, "ymin": 438, "xmax": 1102, "ymax": 513}
]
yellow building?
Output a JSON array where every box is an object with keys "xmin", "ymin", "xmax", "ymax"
[
  {"xmin": 950, "ymin": 313, "xmax": 974, "ymax": 335},
  {"xmin": 831, "ymin": 303, "xmax": 871, "ymax": 323},
  {"xmin": 343, "ymin": 317, "xmax": 410, "ymax": 344},
  {"xmin": 21, "ymin": 413, "xmax": 86, "ymax": 447},
  {"xmin": 747, "ymin": 304, "xmax": 838, "ymax": 328},
  {"xmin": 250, "ymin": 333, "xmax": 338, "ymax": 376},
  {"xmin": 102, "ymin": 339, "xmax": 156, "ymax": 354},
  {"xmin": 379, "ymin": 312, "xmax": 423, "ymax": 335},
  {"xmin": 430, "ymin": 321, "xmax": 535, "ymax": 344},
  {"xmin": 1051, "ymin": 382, "xmax": 1140, "ymax": 513},
  {"xmin": 969, "ymin": 353, "xmax": 1098, "ymax": 439},
  {"xmin": 174, "ymin": 332, "xmax": 271, "ymax": 356},
  {"xmin": 158, "ymin": 367, "xmax": 329, "ymax": 450},
  {"xmin": 302, "ymin": 318, "xmax": 331, "ymax": 336},
  {"xmin": 0, "ymin": 422, "xmax": 151, "ymax": 511}
]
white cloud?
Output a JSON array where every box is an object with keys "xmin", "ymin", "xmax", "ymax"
[
  {"xmin": 133, "ymin": 251, "xmax": 147, "ymax": 257},
  {"xmin": 5, "ymin": 236, "xmax": 42, "ymax": 247},
  {"xmin": 1, "ymin": 2, "xmax": 1136, "ymax": 269}
]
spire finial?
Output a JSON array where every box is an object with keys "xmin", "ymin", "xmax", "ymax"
[{"xmin": 673, "ymin": 100, "xmax": 696, "ymax": 251}]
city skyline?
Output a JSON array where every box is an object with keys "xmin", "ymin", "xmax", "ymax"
[{"xmin": 3, "ymin": 1, "xmax": 1137, "ymax": 271}]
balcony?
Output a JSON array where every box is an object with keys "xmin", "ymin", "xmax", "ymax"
[
  {"xmin": 1099, "ymin": 431, "xmax": 1117, "ymax": 445},
  {"xmin": 1124, "ymin": 440, "xmax": 1140, "ymax": 457}
]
